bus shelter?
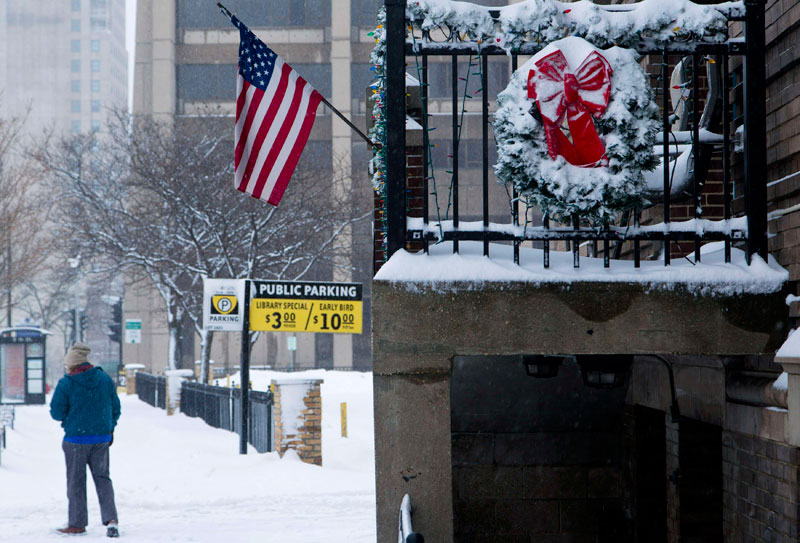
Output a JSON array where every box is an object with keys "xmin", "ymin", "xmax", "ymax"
[{"xmin": 0, "ymin": 327, "xmax": 50, "ymax": 405}]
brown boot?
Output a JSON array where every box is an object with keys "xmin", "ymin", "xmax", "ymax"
[{"xmin": 56, "ymin": 526, "xmax": 86, "ymax": 535}]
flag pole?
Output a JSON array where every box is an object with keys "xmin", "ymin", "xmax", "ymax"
[
  {"xmin": 318, "ymin": 95, "xmax": 378, "ymax": 148},
  {"xmin": 217, "ymin": 2, "xmax": 232, "ymax": 19},
  {"xmin": 216, "ymin": 2, "xmax": 379, "ymax": 148}
]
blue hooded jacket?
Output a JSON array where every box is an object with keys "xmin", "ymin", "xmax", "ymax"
[{"xmin": 50, "ymin": 365, "xmax": 121, "ymax": 444}]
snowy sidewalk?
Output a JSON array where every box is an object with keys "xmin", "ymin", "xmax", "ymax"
[{"xmin": 0, "ymin": 372, "xmax": 376, "ymax": 542}]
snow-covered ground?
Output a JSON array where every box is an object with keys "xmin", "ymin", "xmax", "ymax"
[{"xmin": 0, "ymin": 370, "xmax": 376, "ymax": 542}]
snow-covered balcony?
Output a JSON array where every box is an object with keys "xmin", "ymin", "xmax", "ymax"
[
  {"xmin": 369, "ymin": 1, "xmax": 785, "ymax": 541},
  {"xmin": 369, "ymin": 0, "xmax": 783, "ymax": 354}
]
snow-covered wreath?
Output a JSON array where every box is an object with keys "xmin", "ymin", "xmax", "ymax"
[{"xmin": 494, "ymin": 36, "xmax": 660, "ymax": 225}]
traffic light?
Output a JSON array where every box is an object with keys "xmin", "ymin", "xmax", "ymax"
[
  {"xmin": 79, "ymin": 311, "xmax": 88, "ymax": 341},
  {"xmin": 107, "ymin": 300, "xmax": 122, "ymax": 344}
]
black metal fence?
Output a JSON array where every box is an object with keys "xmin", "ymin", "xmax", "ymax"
[
  {"xmin": 181, "ymin": 381, "xmax": 274, "ymax": 453},
  {"xmin": 136, "ymin": 373, "xmax": 166, "ymax": 409},
  {"xmin": 382, "ymin": 0, "xmax": 767, "ymax": 267}
]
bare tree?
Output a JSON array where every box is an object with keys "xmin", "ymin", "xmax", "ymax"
[
  {"xmin": 0, "ymin": 107, "xmax": 52, "ymax": 326},
  {"xmin": 37, "ymin": 109, "xmax": 369, "ymax": 378}
]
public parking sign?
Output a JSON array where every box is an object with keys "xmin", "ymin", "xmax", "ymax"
[{"xmin": 249, "ymin": 280, "xmax": 362, "ymax": 334}]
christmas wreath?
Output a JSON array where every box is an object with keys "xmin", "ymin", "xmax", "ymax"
[{"xmin": 494, "ymin": 36, "xmax": 660, "ymax": 225}]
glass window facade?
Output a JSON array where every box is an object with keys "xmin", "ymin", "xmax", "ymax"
[
  {"xmin": 71, "ymin": 60, "xmax": 81, "ymax": 73},
  {"xmin": 351, "ymin": 0, "xmax": 382, "ymax": 27},
  {"xmin": 176, "ymin": 63, "xmax": 331, "ymax": 102},
  {"xmin": 177, "ymin": 0, "xmax": 330, "ymax": 29}
]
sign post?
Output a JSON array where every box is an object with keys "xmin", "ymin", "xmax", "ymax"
[
  {"xmin": 239, "ymin": 280, "xmax": 251, "ymax": 455},
  {"xmin": 287, "ymin": 335, "xmax": 297, "ymax": 371}
]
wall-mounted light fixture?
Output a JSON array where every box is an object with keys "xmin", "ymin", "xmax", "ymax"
[
  {"xmin": 521, "ymin": 355, "xmax": 563, "ymax": 378},
  {"xmin": 577, "ymin": 355, "xmax": 633, "ymax": 389}
]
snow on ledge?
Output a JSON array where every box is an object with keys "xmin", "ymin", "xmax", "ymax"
[
  {"xmin": 374, "ymin": 241, "xmax": 787, "ymax": 296},
  {"xmin": 776, "ymin": 329, "xmax": 800, "ymax": 361}
]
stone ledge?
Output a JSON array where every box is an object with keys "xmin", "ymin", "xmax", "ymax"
[{"xmin": 373, "ymin": 280, "xmax": 790, "ymax": 374}]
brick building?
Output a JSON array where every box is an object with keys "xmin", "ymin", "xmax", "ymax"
[{"xmin": 372, "ymin": 1, "xmax": 800, "ymax": 542}]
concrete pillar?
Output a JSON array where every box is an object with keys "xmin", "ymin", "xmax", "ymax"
[
  {"xmin": 165, "ymin": 369, "xmax": 193, "ymax": 416},
  {"xmin": 124, "ymin": 364, "xmax": 146, "ymax": 396},
  {"xmin": 775, "ymin": 352, "xmax": 800, "ymax": 447},
  {"xmin": 373, "ymin": 353, "xmax": 453, "ymax": 543}
]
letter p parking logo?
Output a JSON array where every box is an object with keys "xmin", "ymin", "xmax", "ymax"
[{"xmin": 211, "ymin": 295, "xmax": 238, "ymax": 315}]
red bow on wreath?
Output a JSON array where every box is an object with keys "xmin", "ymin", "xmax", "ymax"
[{"xmin": 528, "ymin": 48, "xmax": 613, "ymax": 168}]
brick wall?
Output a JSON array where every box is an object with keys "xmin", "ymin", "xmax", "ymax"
[
  {"xmin": 757, "ymin": 0, "xmax": 800, "ymax": 323},
  {"xmin": 271, "ymin": 379, "xmax": 323, "ymax": 466},
  {"xmin": 723, "ymin": 430, "xmax": 800, "ymax": 542}
]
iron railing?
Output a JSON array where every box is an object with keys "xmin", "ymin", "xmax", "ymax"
[
  {"xmin": 181, "ymin": 381, "xmax": 274, "ymax": 453},
  {"xmin": 398, "ymin": 494, "xmax": 424, "ymax": 543},
  {"xmin": 382, "ymin": 0, "xmax": 767, "ymax": 268},
  {"xmin": 136, "ymin": 373, "xmax": 166, "ymax": 409}
]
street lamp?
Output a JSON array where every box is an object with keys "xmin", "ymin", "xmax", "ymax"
[
  {"xmin": 576, "ymin": 355, "xmax": 633, "ymax": 389},
  {"xmin": 521, "ymin": 355, "xmax": 563, "ymax": 378},
  {"xmin": 67, "ymin": 256, "xmax": 81, "ymax": 345}
]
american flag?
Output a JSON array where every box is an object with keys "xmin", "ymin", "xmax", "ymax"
[{"xmin": 231, "ymin": 16, "xmax": 322, "ymax": 206}]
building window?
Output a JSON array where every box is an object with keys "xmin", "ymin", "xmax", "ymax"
[
  {"xmin": 426, "ymin": 60, "xmax": 510, "ymax": 99},
  {"xmin": 91, "ymin": 0, "xmax": 107, "ymax": 9},
  {"xmin": 72, "ymin": 0, "xmax": 81, "ymax": 11},
  {"xmin": 176, "ymin": 64, "xmax": 237, "ymax": 101},
  {"xmin": 91, "ymin": 100, "xmax": 100, "ymax": 112},
  {"xmin": 351, "ymin": 63, "xmax": 377, "ymax": 99},
  {"xmin": 177, "ymin": 0, "xmax": 330, "ymax": 29},
  {"xmin": 71, "ymin": 121, "xmax": 81, "ymax": 134},
  {"xmin": 71, "ymin": 40, "xmax": 81, "ymax": 53},
  {"xmin": 91, "ymin": 60, "xmax": 101, "ymax": 72},
  {"xmin": 90, "ymin": 18, "xmax": 106, "ymax": 31},
  {"xmin": 291, "ymin": 63, "xmax": 332, "ymax": 97},
  {"xmin": 71, "ymin": 80, "xmax": 81, "ymax": 93},
  {"xmin": 91, "ymin": 120, "xmax": 101, "ymax": 132},
  {"xmin": 91, "ymin": 80, "xmax": 100, "ymax": 92},
  {"xmin": 71, "ymin": 60, "xmax": 81, "ymax": 73},
  {"xmin": 91, "ymin": 40, "xmax": 100, "ymax": 53},
  {"xmin": 71, "ymin": 100, "xmax": 81, "ymax": 113},
  {"xmin": 351, "ymin": 0, "xmax": 382, "ymax": 27},
  {"xmin": 71, "ymin": 19, "xmax": 81, "ymax": 32}
]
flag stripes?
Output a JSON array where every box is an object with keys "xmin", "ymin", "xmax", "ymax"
[{"xmin": 232, "ymin": 16, "xmax": 321, "ymax": 206}]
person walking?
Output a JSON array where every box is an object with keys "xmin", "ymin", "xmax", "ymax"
[{"xmin": 50, "ymin": 342, "xmax": 121, "ymax": 538}]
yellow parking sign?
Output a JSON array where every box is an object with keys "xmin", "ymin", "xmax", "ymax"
[{"xmin": 249, "ymin": 280, "xmax": 362, "ymax": 334}]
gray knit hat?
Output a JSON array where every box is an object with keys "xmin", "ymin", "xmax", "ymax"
[{"xmin": 64, "ymin": 342, "xmax": 91, "ymax": 370}]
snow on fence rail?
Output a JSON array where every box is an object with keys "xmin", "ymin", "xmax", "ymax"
[{"xmin": 180, "ymin": 381, "xmax": 273, "ymax": 453}]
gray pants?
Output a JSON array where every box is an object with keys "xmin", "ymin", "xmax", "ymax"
[{"xmin": 62, "ymin": 441, "xmax": 118, "ymax": 528}]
